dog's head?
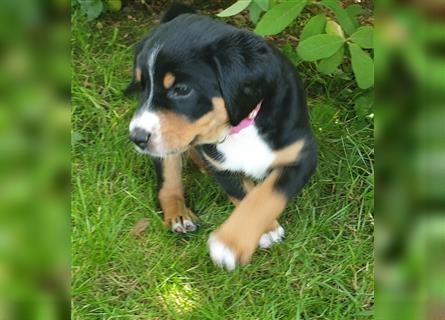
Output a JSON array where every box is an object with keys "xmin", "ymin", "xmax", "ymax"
[{"xmin": 126, "ymin": 12, "xmax": 275, "ymax": 157}]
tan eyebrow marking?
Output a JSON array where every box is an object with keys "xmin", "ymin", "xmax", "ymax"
[
  {"xmin": 135, "ymin": 68, "xmax": 142, "ymax": 82},
  {"xmin": 163, "ymin": 72, "xmax": 175, "ymax": 89}
]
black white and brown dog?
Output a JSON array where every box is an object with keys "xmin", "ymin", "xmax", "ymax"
[{"xmin": 125, "ymin": 5, "xmax": 317, "ymax": 270}]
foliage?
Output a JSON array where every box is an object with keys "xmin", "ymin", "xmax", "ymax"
[
  {"xmin": 218, "ymin": 0, "xmax": 374, "ymax": 117},
  {"xmin": 254, "ymin": 1, "xmax": 307, "ymax": 35},
  {"xmin": 77, "ymin": 0, "xmax": 122, "ymax": 21}
]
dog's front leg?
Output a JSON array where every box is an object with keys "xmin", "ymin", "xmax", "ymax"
[
  {"xmin": 208, "ymin": 159, "xmax": 316, "ymax": 270},
  {"xmin": 207, "ymin": 170, "xmax": 286, "ymax": 270},
  {"xmin": 154, "ymin": 155, "xmax": 198, "ymax": 233},
  {"xmin": 207, "ymin": 167, "xmax": 283, "ymax": 241}
]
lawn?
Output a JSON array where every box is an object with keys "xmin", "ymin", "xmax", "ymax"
[{"xmin": 71, "ymin": 4, "xmax": 374, "ymax": 319}]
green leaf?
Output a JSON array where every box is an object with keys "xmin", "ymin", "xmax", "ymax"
[
  {"xmin": 106, "ymin": 0, "xmax": 122, "ymax": 12},
  {"xmin": 320, "ymin": 0, "xmax": 357, "ymax": 35},
  {"xmin": 354, "ymin": 92, "xmax": 374, "ymax": 118},
  {"xmin": 79, "ymin": 0, "xmax": 103, "ymax": 21},
  {"xmin": 217, "ymin": 0, "xmax": 252, "ymax": 17},
  {"xmin": 348, "ymin": 43, "xmax": 374, "ymax": 89},
  {"xmin": 300, "ymin": 14, "xmax": 326, "ymax": 41},
  {"xmin": 249, "ymin": 2, "xmax": 262, "ymax": 24},
  {"xmin": 255, "ymin": 0, "xmax": 307, "ymax": 36},
  {"xmin": 254, "ymin": 0, "xmax": 269, "ymax": 11},
  {"xmin": 350, "ymin": 26, "xmax": 374, "ymax": 49},
  {"xmin": 297, "ymin": 34, "xmax": 344, "ymax": 61},
  {"xmin": 318, "ymin": 45, "xmax": 344, "ymax": 74},
  {"xmin": 346, "ymin": 4, "xmax": 363, "ymax": 19},
  {"xmin": 282, "ymin": 44, "xmax": 301, "ymax": 65},
  {"xmin": 325, "ymin": 20, "xmax": 344, "ymax": 39}
]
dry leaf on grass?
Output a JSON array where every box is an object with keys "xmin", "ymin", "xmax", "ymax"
[{"xmin": 131, "ymin": 218, "xmax": 149, "ymax": 238}]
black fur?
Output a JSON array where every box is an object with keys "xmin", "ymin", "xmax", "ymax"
[
  {"xmin": 123, "ymin": 40, "xmax": 146, "ymax": 96},
  {"xmin": 198, "ymin": 144, "xmax": 248, "ymax": 201},
  {"xmin": 152, "ymin": 158, "xmax": 164, "ymax": 194},
  {"xmin": 209, "ymin": 31, "xmax": 274, "ymax": 126},
  {"xmin": 161, "ymin": 4, "xmax": 195, "ymax": 23},
  {"xmin": 275, "ymin": 139, "xmax": 317, "ymax": 199},
  {"xmin": 209, "ymin": 170, "xmax": 247, "ymax": 201}
]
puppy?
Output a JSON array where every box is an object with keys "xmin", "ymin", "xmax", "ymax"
[{"xmin": 125, "ymin": 5, "xmax": 317, "ymax": 270}]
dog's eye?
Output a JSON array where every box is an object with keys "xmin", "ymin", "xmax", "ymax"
[{"xmin": 170, "ymin": 83, "xmax": 192, "ymax": 97}]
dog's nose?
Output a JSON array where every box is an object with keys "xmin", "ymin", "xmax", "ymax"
[{"xmin": 129, "ymin": 128, "xmax": 151, "ymax": 149}]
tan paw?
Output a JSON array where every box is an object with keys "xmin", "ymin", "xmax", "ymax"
[{"xmin": 165, "ymin": 208, "xmax": 199, "ymax": 234}]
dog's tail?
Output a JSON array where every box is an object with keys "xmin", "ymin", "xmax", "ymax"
[{"xmin": 161, "ymin": 4, "xmax": 195, "ymax": 23}]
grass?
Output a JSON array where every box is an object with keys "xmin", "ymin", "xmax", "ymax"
[{"xmin": 72, "ymin": 6, "xmax": 374, "ymax": 320}]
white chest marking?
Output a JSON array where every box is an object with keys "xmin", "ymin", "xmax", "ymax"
[{"xmin": 216, "ymin": 125, "xmax": 275, "ymax": 179}]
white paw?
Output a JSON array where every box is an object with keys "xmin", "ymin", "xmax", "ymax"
[
  {"xmin": 258, "ymin": 225, "xmax": 285, "ymax": 249},
  {"xmin": 171, "ymin": 218, "xmax": 197, "ymax": 233},
  {"xmin": 208, "ymin": 234, "xmax": 236, "ymax": 271}
]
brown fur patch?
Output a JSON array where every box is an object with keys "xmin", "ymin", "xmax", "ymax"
[
  {"xmin": 158, "ymin": 155, "xmax": 197, "ymax": 227},
  {"xmin": 135, "ymin": 68, "xmax": 142, "ymax": 82},
  {"xmin": 157, "ymin": 112, "xmax": 198, "ymax": 153},
  {"xmin": 187, "ymin": 147, "xmax": 207, "ymax": 173},
  {"xmin": 273, "ymin": 139, "xmax": 305, "ymax": 167},
  {"xmin": 243, "ymin": 178, "xmax": 255, "ymax": 192},
  {"xmin": 163, "ymin": 72, "xmax": 175, "ymax": 89},
  {"xmin": 157, "ymin": 97, "xmax": 229, "ymax": 152},
  {"xmin": 211, "ymin": 169, "xmax": 287, "ymax": 265},
  {"xmin": 201, "ymin": 152, "xmax": 225, "ymax": 171},
  {"xmin": 194, "ymin": 97, "xmax": 229, "ymax": 144}
]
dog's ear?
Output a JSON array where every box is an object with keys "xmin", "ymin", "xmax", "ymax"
[
  {"xmin": 210, "ymin": 32, "xmax": 273, "ymax": 126},
  {"xmin": 123, "ymin": 41, "xmax": 146, "ymax": 96},
  {"xmin": 161, "ymin": 4, "xmax": 195, "ymax": 23}
]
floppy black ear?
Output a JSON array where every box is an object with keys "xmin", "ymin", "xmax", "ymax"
[
  {"xmin": 123, "ymin": 40, "xmax": 146, "ymax": 96},
  {"xmin": 161, "ymin": 4, "xmax": 195, "ymax": 23},
  {"xmin": 210, "ymin": 31, "xmax": 274, "ymax": 126}
]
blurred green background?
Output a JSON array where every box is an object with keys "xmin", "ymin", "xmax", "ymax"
[
  {"xmin": 0, "ymin": 0, "xmax": 444, "ymax": 319},
  {"xmin": 0, "ymin": 0, "xmax": 70, "ymax": 319},
  {"xmin": 375, "ymin": 1, "xmax": 445, "ymax": 318}
]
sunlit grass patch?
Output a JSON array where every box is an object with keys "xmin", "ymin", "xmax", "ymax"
[{"xmin": 158, "ymin": 275, "xmax": 202, "ymax": 316}]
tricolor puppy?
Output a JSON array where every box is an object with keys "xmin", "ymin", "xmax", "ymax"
[{"xmin": 125, "ymin": 5, "xmax": 317, "ymax": 270}]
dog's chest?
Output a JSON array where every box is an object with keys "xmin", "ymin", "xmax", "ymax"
[{"xmin": 216, "ymin": 125, "xmax": 275, "ymax": 179}]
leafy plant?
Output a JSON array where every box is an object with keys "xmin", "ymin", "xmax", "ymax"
[
  {"xmin": 298, "ymin": 22, "xmax": 374, "ymax": 89},
  {"xmin": 77, "ymin": 0, "xmax": 122, "ymax": 21},
  {"xmin": 217, "ymin": 0, "xmax": 374, "ymax": 91}
]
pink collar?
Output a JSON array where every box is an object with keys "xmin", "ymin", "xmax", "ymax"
[{"xmin": 229, "ymin": 100, "xmax": 263, "ymax": 135}]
